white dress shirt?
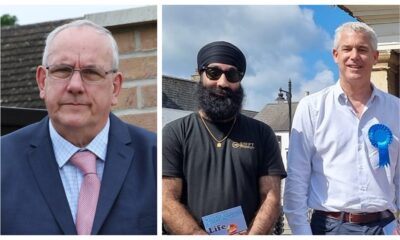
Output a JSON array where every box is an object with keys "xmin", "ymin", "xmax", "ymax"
[
  {"xmin": 49, "ymin": 118, "xmax": 109, "ymax": 223},
  {"xmin": 283, "ymin": 81, "xmax": 400, "ymax": 235}
]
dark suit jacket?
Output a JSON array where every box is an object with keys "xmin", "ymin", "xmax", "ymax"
[{"xmin": 1, "ymin": 113, "xmax": 157, "ymax": 235}]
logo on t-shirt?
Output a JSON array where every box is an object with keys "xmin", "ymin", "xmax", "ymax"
[{"xmin": 232, "ymin": 141, "xmax": 255, "ymax": 150}]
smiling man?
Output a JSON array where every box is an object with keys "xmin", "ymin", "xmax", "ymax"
[
  {"xmin": 1, "ymin": 20, "xmax": 157, "ymax": 235},
  {"xmin": 284, "ymin": 22, "xmax": 399, "ymax": 235},
  {"xmin": 162, "ymin": 41, "xmax": 287, "ymax": 235}
]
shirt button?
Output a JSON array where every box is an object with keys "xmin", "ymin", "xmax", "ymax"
[{"xmin": 360, "ymin": 186, "xmax": 367, "ymax": 191}]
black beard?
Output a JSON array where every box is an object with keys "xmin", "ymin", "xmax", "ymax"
[{"xmin": 197, "ymin": 81, "xmax": 244, "ymax": 121}]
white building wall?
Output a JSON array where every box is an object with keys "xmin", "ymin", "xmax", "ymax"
[{"xmin": 274, "ymin": 130, "xmax": 292, "ymax": 234}]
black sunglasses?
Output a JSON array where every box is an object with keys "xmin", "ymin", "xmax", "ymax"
[{"xmin": 201, "ymin": 66, "xmax": 244, "ymax": 83}]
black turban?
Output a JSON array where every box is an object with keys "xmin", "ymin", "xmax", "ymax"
[{"xmin": 197, "ymin": 41, "xmax": 246, "ymax": 75}]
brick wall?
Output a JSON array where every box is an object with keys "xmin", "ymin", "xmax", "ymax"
[
  {"xmin": 110, "ymin": 23, "xmax": 157, "ymax": 133},
  {"xmin": 86, "ymin": 6, "xmax": 158, "ymax": 133}
]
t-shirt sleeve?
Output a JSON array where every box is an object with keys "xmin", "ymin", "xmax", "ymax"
[
  {"xmin": 162, "ymin": 121, "xmax": 184, "ymax": 178},
  {"xmin": 258, "ymin": 125, "xmax": 287, "ymax": 178}
]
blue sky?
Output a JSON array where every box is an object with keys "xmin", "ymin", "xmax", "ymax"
[
  {"xmin": 162, "ymin": 5, "xmax": 357, "ymax": 111},
  {"xmin": 298, "ymin": 5, "xmax": 356, "ymax": 81}
]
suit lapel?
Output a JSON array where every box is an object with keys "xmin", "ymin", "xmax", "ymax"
[
  {"xmin": 27, "ymin": 117, "xmax": 77, "ymax": 234},
  {"xmin": 91, "ymin": 114, "xmax": 135, "ymax": 234}
]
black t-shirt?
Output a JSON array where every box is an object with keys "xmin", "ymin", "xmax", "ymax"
[{"xmin": 163, "ymin": 112, "xmax": 287, "ymax": 227}]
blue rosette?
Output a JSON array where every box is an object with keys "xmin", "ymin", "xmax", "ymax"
[{"xmin": 368, "ymin": 124, "xmax": 393, "ymax": 168}]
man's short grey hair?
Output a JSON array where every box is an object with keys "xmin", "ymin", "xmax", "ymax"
[
  {"xmin": 333, "ymin": 21, "xmax": 378, "ymax": 51},
  {"xmin": 42, "ymin": 19, "xmax": 119, "ymax": 69}
]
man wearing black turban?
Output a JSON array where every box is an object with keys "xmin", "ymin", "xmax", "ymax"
[{"xmin": 162, "ymin": 41, "xmax": 286, "ymax": 235}]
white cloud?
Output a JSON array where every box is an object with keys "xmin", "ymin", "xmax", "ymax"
[
  {"xmin": 163, "ymin": 5, "xmax": 336, "ymax": 111},
  {"xmin": 294, "ymin": 69, "xmax": 335, "ymax": 101}
]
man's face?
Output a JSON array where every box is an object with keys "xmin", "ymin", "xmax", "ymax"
[
  {"xmin": 333, "ymin": 30, "xmax": 378, "ymax": 83},
  {"xmin": 36, "ymin": 26, "xmax": 122, "ymax": 135},
  {"xmin": 198, "ymin": 63, "xmax": 244, "ymax": 121}
]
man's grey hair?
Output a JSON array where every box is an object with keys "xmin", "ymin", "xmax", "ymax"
[
  {"xmin": 333, "ymin": 21, "xmax": 378, "ymax": 51},
  {"xmin": 42, "ymin": 19, "xmax": 119, "ymax": 69}
]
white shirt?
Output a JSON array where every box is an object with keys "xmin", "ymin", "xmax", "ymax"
[
  {"xmin": 49, "ymin": 119, "xmax": 109, "ymax": 223},
  {"xmin": 283, "ymin": 81, "xmax": 400, "ymax": 235}
]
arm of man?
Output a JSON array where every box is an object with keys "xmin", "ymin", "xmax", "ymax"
[
  {"xmin": 283, "ymin": 98, "xmax": 314, "ymax": 235},
  {"xmin": 162, "ymin": 177, "xmax": 207, "ymax": 235},
  {"xmin": 247, "ymin": 175, "xmax": 281, "ymax": 235}
]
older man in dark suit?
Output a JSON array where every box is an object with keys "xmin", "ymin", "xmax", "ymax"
[{"xmin": 1, "ymin": 19, "xmax": 157, "ymax": 235}]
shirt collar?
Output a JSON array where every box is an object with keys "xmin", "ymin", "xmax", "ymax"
[
  {"xmin": 334, "ymin": 80, "xmax": 380, "ymax": 105},
  {"xmin": 366, "ymin": 84, "xmax": 379, "ymax": 106},
  {"xmin": 49, "ymin": 118, "xmax": 110, "ymax": 168}
]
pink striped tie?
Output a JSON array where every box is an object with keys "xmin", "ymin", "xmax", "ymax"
[{"xmin": 70, "ymin": 151, "xmax": 100, "ymax": 235}]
